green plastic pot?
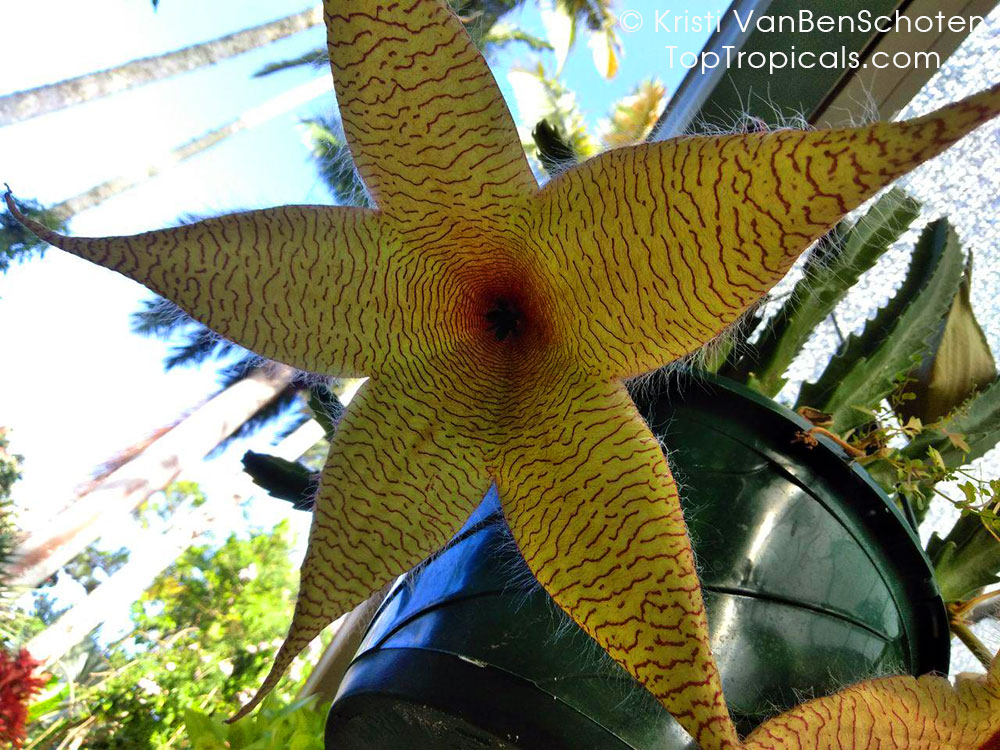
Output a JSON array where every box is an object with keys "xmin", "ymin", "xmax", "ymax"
[{"xmin": 325, "ymin": 373, "xmax": 949, "ymax": 749}]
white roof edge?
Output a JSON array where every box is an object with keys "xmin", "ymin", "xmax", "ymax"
[{"xmin": 652, "ymin": 0, "xmax": 775, "ymax": 141}]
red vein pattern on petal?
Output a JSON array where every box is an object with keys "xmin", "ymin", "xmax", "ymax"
[
  {"xmin": 325, "ymin": 0, "xmax": 536, "ymax": 224},
  {"xmin": 744, "ymin": 658, "xmax": 1000, "ymax": 749},
  {"xmin": 531, "ymin": 82, "xmax": 1000, "ymax": 379},
  {"xmin": 231, "ymin": 374, "xmax": 491, "ymax": 721},
  {"xmin": 493, "ymin": 375, "xmax": 740, "ymax": 750},
  {"xmin": 2, "ymin": 197, "xmax": 392, "ymax": 377}
]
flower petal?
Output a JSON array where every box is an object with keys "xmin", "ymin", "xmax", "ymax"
[
  {"xmin": 492, "ymin": 375, "xmax": 739, "ymax": 750},
  {"xmin": 744, "ymin": 652, "xmax": 1000, "ymax": 748},
  {"xmin": 4, "ymin": 196, "xmax": 391, "ymax": 376},
  {"xmin": 324, "ymin": 0, "xmax": 536, "ymax": 223},
  {"xmin": 532, "ymin": 83, "xmax": 1000, "ymax": 379},
  {"xmin": 231, "ymin": 374, "xmax": 491, "ymax": 721}
]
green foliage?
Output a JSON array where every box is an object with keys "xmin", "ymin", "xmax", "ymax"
[
  {"xmin": 722, "ymin": 195, "xmax": 1000, "ymax": 611},
  {"xmin": 184, "ymin": 695, "xmax": 327, "ymax": 750},
  {"xmin": 0, "ymin": 430, "xmax": 21, "ymax": 503},
  {"xmin": 1, "ymin": 429, "xmax": 24, "ymax": 624},
  {"xmin": 131, "ymin": 297, "xmax": 243, "ymax": 369},
  {"xmin": 901, "ymin": 377, "xmax": 1000, "ymax": 471},
  {"xmin": 129, "ymin": 521, "xmax": 297, "ymax": 677},
  {"xmin": 554, "ymin": 0, "xmax": 614, "ymax": 32},
  {"xmin": 860, "ymin": 376, "xmax": 1000, "ymax": 526},
  {"xmin": 796, "ymin": 219, "xmax": 966, "ymax": 432},
  {"xmin": 0, "ymin": 195, "xmax": 66, "ymax": 273},
  {"xmin": 55, "ymin": 542, "xmax": 130, "ymax": 594},
  {"xmin": 27, "ymin": 503, "xmax": 306, "ymax": 750},
  {"xmin": 851, "ymin": 388, "xmax": 998, "ymax": 524},
  {"xmin": 519, "ymin": 76, "xmax": 670, "ymax": 178},
  {"xmin": 509, "ymin": 62, "xmax": 599, "ymax": 163},
  {"xmin": 137, "ymin": 479, "xmax": 207, "ymax": 527},
  {"xmin": 927, "ymin": 509, "xmax": 1000, "ymax": 602},
  {"xmin": 479, "ymin": 22, "xmax": 552, "ymax": 54},
  {"xmin": 753, "ymin": 213, "xmax": 999, "ymax": 533},
  {"xmin": 598, "ymin": 79, "xmax": 666, "ymax": 148},
  {"xmin": 895, "ymin": 255, "xmax": 996, "ymax": 424},
  {"xmin": 733, "ymin": 189, "xmax": 921, "ymax": 396}
]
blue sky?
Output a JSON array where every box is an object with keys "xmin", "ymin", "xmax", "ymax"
[{"xmin": 0, "ymin": 1, "xmax": 724, "ymax": 533}]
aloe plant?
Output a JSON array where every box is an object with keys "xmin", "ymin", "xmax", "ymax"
[
  {"xmin": 726, "ymin": 188, "xmax": 921, "ymax": 397},
  {"xmin": 795, "ymin": 218, "xmax": 967, "ymax": 432},
  {"xmin": 905, "ymin": 378, "xmax": 1000, "ymax": 605},
  {"xmin": 897, "ymin": 256, "xmax": 996, "ymax": 420},
  {"xmin": 903, "ymin": 378, "xmax": 1000, "ymax": 472},
  {"xmin": 928, "ymin": 510, "xmax": 1000, "ymax": 604}
]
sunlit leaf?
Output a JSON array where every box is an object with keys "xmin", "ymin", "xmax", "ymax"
[
  {"xmin": 587, "ymin": 25, "xmax": 619, "ymax": 78},
  {"xmin": 539, "ymin": 0, "xmax": 575, "ymax": 72},
  {"xmin": 797, "ymin": 219, "xmax": 966, "ymax": 432},
  {"xmin": 897, "ymin": 254, "xmax": 996, "ymax": 423},
  {"xmin": 508, "ymin": 62, "xmax": 599, "ymax": 161},
  {"xmin": 599, "ymin": 79, "xmax": 667, "ymax": 148}
]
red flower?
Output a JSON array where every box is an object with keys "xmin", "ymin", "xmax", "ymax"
[{"xmin": 0, "ymin": 648, "xmax": 45, "ymax": 748}]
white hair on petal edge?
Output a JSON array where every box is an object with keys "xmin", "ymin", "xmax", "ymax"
[{"xmin": 749, "ymin": 652, "xmax": 909, "ymax": 726}]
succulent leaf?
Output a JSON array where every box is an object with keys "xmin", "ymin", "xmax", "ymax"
[
  {"xmin": 926, "ymin": 511, "xmax": 1000, "ymax": 603},
  {"xmin": 897, "ymin": 254, "xmax": 997, "ymax": 423},
  {"xmin": 796, "ymin": 219, "xmax": 966, "ymax": 432},
  {"xmin": 903, "ymin": 376, "xmax": 1000, "ymax": 470},
  {"xmin": 740, "ymin": 188, "xmax": 920, "ymax": 396}
]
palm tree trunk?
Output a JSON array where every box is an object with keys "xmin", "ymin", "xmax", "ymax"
[
  {"xmin": 9, "ymin": 365, "xmax": 295, "ymax": 590},
  {"xmin": 0, "ymin": 6, "xmax": 323, "ymax": 126},
  {"xmin": 48, "ymin": 76, "xmax": 330, "ymax": 221},
  {"xmin": 23, "ymin": 418, "xmax": 325, "ymax": 666}
]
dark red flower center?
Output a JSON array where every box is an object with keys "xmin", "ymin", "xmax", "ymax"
[{"xmin": 485, "ymin": 297, "xmax": 523, "ymax": 342}]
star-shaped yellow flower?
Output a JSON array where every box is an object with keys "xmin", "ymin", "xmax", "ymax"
[{"xmin": 7, "ymin": 1, "xmax": 1000, "ymax": 746}]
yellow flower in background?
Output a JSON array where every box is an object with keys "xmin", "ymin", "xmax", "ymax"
[{"xmin": 8, "ymin": 0, "xmax": 1000, "ymax": 746}]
